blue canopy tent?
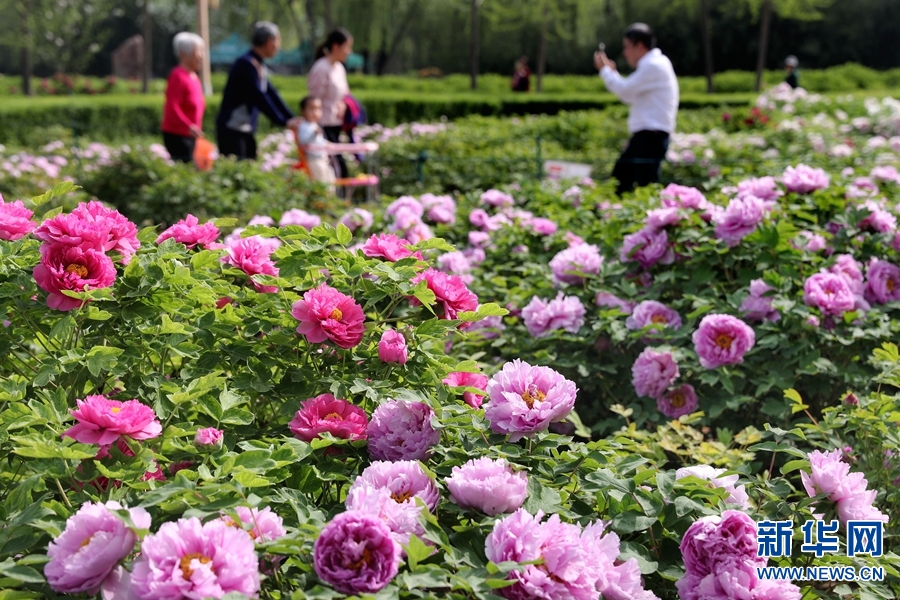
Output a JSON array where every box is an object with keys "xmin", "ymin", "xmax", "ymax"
[
  {"xmin": 209, "ymin": 34, "xmax": 364, "ymax": 72},
  {"xmin": 208, "ymin": 33, "xmax": 249, "ymax": 66}
]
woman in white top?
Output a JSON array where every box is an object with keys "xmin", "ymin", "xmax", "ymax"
[{"xmin": 307, "ymin": 28, "xmax": 353, "ymax": 179}]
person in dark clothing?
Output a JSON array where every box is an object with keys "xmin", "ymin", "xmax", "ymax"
[
  {"xmin": 216, "ymin": 22, "xmax": 300, "ymax": 160},
  {"xmin": 511, "ymin": 56, "xmax": 531, "ymax": 92},
  {"xmin": 784, "ymin": 55, "xmax": 799, "ymax": 89}
]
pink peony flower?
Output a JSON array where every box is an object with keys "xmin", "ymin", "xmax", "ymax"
[
  {"xmin": 564, "ymin": 231, "xmax": 585, "ymax": 247},
  {"xmin": 222, "ymin": 236, "xmax": 279, "ymax": 293},
  {"xmin": 736, "ymin": 176, "xmax": 783, "ymax": 202},
  {"xmin": 549, "ymin": 243, "xmax": 603, "ymax": 285},
  {"xmin": 62, "ymin": 395, "xmax": 161, "ymax": 446},
  {"xmin": 680, "ymin": 510, "xmax": 764, "ymax": 578},
  {"xmin": 740, "ymin": 279, "xmax": 780, "ymax": 322},
  {"xmin": 45, "ymin": 501, "xmax": 151, "ymax": 594},
  {"xmin": 386, "ymin": 196, "xmax": 424, "ymax": 218},
  {"xmin": 410, "ymin": 268, "xmax": 478, "ymax": 321},
  {"xmin": 0, "ymin": 197, "xmax": 36, "ymax": 240},
  {"xmin": 443, "ymin": 371, "xmax": 490, "ymax": 408},
  {"xmin": 420, "ymin": 193, "xmax": 457, "ymax": 224},
  {"xmin": 692, "ymin": 314, "xmax": 756, "ymax": 369},
  {"xmin": 289, "ymin": 394, "xmax": 368, "ymax": 442},
  {"xmin": 33, "ymin": 243, "xmax": 117, "ymax": 311},
  {"xmin": 864, "ymin": 258, "xmax": 900, "ymax": 304},
  {"xmin": 626, "ymin": 300, "xmax": 682, "ymax": 331},
  {"xmin": 829, "ymin": 254, "xmax": 865, "ymax": 296},
  {"xmin": 801, "ymin": 449, "xmax": 888, "ymax": 523},
  {"xmin": 35, "ymin": 201, "xmax": 140, "ymax": 263},
  {"xmin": 467, "ymin": 314, "xmax": 505, "ymax": 339},
  {"xmin": 468, "ymin": 230, "xmax": 491, "ymax": 248},
  {"xmin": 657, "ymin": 384, "xmax": 698, "ymax": 419},
  {"xmin": 596, "ymin": 291, "xmax": 634, "ymax": 314},
  {"xmin": 791, "ymin": 230, "xmax": 827, "ymax": 252},
  {"xmin": 631, "ymin": 347, "xmax": 679, "ymax": 399},
  {"xmin": 660, "ymin": 183, "xmax": 710, "ymax": 209},
  {"xmin": 292, "ymin": 283, "xmax": 366, "ymax": 348},
  {"xmin": 677, "ymin": 557, "xmax": 801, "ymax": 600},
  {"xmin": 131, "ymin": 516, "xmax": 260, "ymax": 599},
  {"xmin": 362, "ymin": 233, "xmax": 422, "ymax": 261},
  {"xmin": 782, "ymin": 164, "xmax": 830, "ymax": 193},
  {"xmin": 676, "ymin": 465, "xmax": 750, "ymax": 508},
  {"xmin": 483, "ymin": 359, "xmax": 577, "ymax": 441},
  {"xmin": 521, "ymin": 293, "xmax": 586, "ymax": 337},
  {"xmin": 530, "ymin": 217, "xmax": 558, "ymax": 235},
  {"xmin": 620, "ymin": 227, "xmax": 674, "ymax": 269},
  {"xmin": 344, "ymin": 485, "xmax": 426, "ymax": 549},
  {"xmin": 247, "ymin": 214, "xmax": 274, "ymax": 226},
  {"xmin": 156, "ymin": 214, "xmax": 220, "ymax": 249},
  {"xmin": 194, "ymin": 427, "xmax": 223, "ymax": 451},
  {"xmin": 857, "ymin": 199, "xmax": 897, "ymax": 233},
  {"xmin": 338, "ymin": 208, "xmax": 374, "ymax": 232},
  {"xmin": 279, "ymin": 208, "xmax": 321, "ymax": 229},
  {"xmin": 224, "ymin": 506, "xmax": 286, "ymax": 542},
  {"xmin": 368, "ymin": 400, "xmax": 440, "ymax": 462},
  {"xmin": 480, "ymin": 189, "xmax": 514, "ymax": 207},
  {"xmin": 349, "ymin": 460, "xmax": 440, "ymax": 512},
  {"xmin": 447, "ymin": 457, "xmax": 528, "ymax": 516},
  {"xmin": 378, "ymin": 329, "xmax": 409, "ymax": 364},
  {"xmin": 646, "ymin": 207, "xmax": 683, "ymax": 231},
  {"xmin": 437, "ymin": 251, "xmax": 473, "ymax": 283},
  {"xmin": 713, "ymin": 195, "xmax": 767, "ymax": 246},
  {"xmin": 313, "ymin": 510, "xmax": 401, "ymax": 595},
  {"xmin": 803, "ymin": 272, "xmax": 855, "ymax": 315}
]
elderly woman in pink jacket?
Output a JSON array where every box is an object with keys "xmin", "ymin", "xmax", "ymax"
[{"xmin": 307, "ymin": 28, "xmax": 353, "ymax": 179}]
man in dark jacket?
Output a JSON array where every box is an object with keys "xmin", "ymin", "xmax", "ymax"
[{"xmin": 216, "ymin": 22, "xmax": 300, "ymax": 160}]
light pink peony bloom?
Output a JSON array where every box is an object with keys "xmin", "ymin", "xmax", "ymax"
[
  {"xmin": 362, "ymin": 233, "xmax": 422, "ymax": 261},
  {"xmin": 782, "ymin": 164, "xmax": 830, "ymax": 193},
  {"xmin": 156, "ymin": 214, "xmax": 220, "ymax": 249},
  {"xmin": 378, "ymin": 329, "xmax": 409, "ymax": 364},
  {"xmin": 736, "ymin": 176, "xmax": 783, "ymax": 202},
  {"xmin": 131, "ymin": 517, "xmax": 260, "ymax": 599},
  {"xmin": 338, "ymin": 208, "xmax": 374, "ymax": 232},
  {"xmin": 801, "ymin": 449, "xmax": 888, "ymax": 523},
  {"xmin": 596, "ymin": 291, "xmax": 634, "ymax": 314},
  {"xmin": 791, "ymin": 230, "xmax": 827, "ymax": 252},
  {"xmin": 677, "ymin": 557, "xmax": 801, "ymax": 600},
  {"xmin": 549, "ymin": 243, "xmax": 603, "ymax": 284},
  {"xmin": 713, "ymin": 195, "xmax": 767, "ymax": 246},
  {"xmin": 446, "ymin": 457, "xmax": 528, "ymax": 516},
  {"xmin": 829, "ymin": 254, "xmax": 865, "ymax": 296},
  {"xmin": 221, "ymin": 236, "xmax": 279, "ymax": 293},
  {"xmin": 564, "ymin": 231, "xmax": 585, "ymax": 247},
  {"xmin": 740, "ymin": 279, "xmax": 780, "ymax": 322},
  {"xmin": 676, "ymin": 465, "xmax": 750, "ymax": 508},
  {"xmin": 626, "ymin": 300, "xmax": 682, "ymax": 331},
  {"xmin": 367, "ymin": 400, "xmax": 440, "ymax": 462},
  {"xmin": 386, "ymin": 196, "xmax": 424, "ymax": 218},
  {"xmin": 247, "ymin": 215, "xmax": 275, "ymax": 226},
  {"xmin": 292, "ymin": 283, "xmax": 366, "ymax": 348},
  {"xmin": 631, "ymin": 347, "xmax": 679, "ymax": 399},
  {"xmin": 289, "ymin": 394, "xmax": 368, "ymax": 442},
  {"xmin": 692, "ymin": 314, "xmax": 756, "ymax": 369},
  {"xmin": 468, "ymin": 230, "xmax": 491, "ymax": 248},
  {"xmin": 313, "ymin": 510, "xmax": 401, "ymax": 595},
  {"xmin": 0, "ymin": 197, "xmax": 36, "ymax": 240},
  {"xmin": 467, "ymin": 314, "xmax": 505, "ymax": 339},
  {"xmin": 45, "ymin": 501, "xmax": 151, "ymax": 594},
  {"xmin": 62, "ymin": 395, "xmax": 161, "ymax": 446},
  {"xmin": 420, "ymin": 193, "xmax": 457, "ymax": 224},
  {"xmin": 483, "ymin": 359, "xmax": 577, "ymax": 441},
  {"xmin": 620, "ymin": 227, "xmax": 674, "ymax": 269},
  {"xmin": 33, "ymin": 243, "xmax": 117, "ymax": 311},
  {"xmin": 194, "ymin": 427, "xmax": 223, "ymax": 451},
  {"xmin": 410, "ymin": 268, "xmax": 478, "ymax": 321},
  {"xmin": 521, "ymin": 293, "xmax": 586, "ymax": 337},
  {"xmin": 480, "ymin": 189, "xmax": 514, "ymax": 207},
  {"xmin": 345, "ymin": 485, "xmax": 426, "ymax": 549},
  {"xmin": 857, "ymin": 199, "xmax": 897, "ymax": 233},
  {"xmin": 279, "ymin": 208, "xmax": 321, "ymax": 229},
  {"xmin": 803, "ymin": 273, "xmax": 855, "ymax": 315},
  {"xmin": 437, "ymin": 251, "xmax": 473, "ymax": 284},
  {"xmin": 646, "ymin": 207, "xmax": 683, "ymax": 231},
  {"xmin": 864, "ymin": 258, "xmax": 900, "ymax": 304},
  {"xmin": 660, "ymin": 183, "xmax": 710, "ymax": 209},
  {"xmin": 657, "ymin": 384, "xmax": 698, "ymax": 419},
  {"xmin": 224, "ymin": 506, "xmax": 286, "ymax": 542},
  {"xmin": 530, "ymin": 217, "xmax": 558, "ymax": 235},
  {"xmin": 680, "ymin": 510, "xmax": 764, "ymax": 578},
  {"xmin": 443, "ymin": 371, "xmax": 490, "ymax": 408},
  {"xmin": 870, "ymin": 165, "xmax": 900, "ymax": 184},
  {"xmin": 349, "ymin": 460, "xmax": 440, "ymax": 512}
]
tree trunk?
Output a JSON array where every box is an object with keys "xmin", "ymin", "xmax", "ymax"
[
  {"xmin": 374, "ymin": 0, "xmax": 421, "ymax": 76},
  {"xmin": 469, "ymin": 0, "xmax": 479, "ymax": 90},
  {"xmin": 701, "ymin": 0, "xmax": 714, "ymax": 93},
  {"xmin": 322, "ymin": 0, "xmax": 334, "ymax": 32},
  {"xmin": 754, "ymin": 0, "xmax": 773, "ymax": 92},
  {"xmin": 198, "ymin": 0, "xmax": 212, "ymax": 95},
  {"xmin": 536, "ymin": 3, "xmax": 549, "ymax": 93},
  {"xmin": 19, "ymin": 0, "xmax": 33, "ymax": 96},
  {"xmin": 304, "ymin": 0, "xmax": 316, "ymax": 39},
  {"xmin": 142, "ymin": 0, "xmax": 152, "ymax": 94}
]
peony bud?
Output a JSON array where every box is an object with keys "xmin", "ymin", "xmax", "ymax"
[
  {"xmin": 378, "ymin": 329, "xmax": 408, "ymax": 365},
  {"xmin": 194, "ymin": 427, "xmax": 223, "ymax": 451}
]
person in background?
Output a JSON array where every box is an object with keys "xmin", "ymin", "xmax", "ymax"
[
  {"xmin": 296, "ymin": 96, "xmax": 336, "ymax": 186},
  {"xmin": 511, "ymin": 56, "xmax": 531, "ymax": 92},
  {"xmin": 307, "ymin": 28, "xmax": 354, "ymax": 179},
  {"xmin": 161, "ymin": 32, "xmax": 206, "ymax": 163},
  {"xmin": 216, "ymin": 22, "xmax": 300, "ymax": 160},
  {"xmin": 594, "ymin": 23, "xmax": 679, "ymax": 195},
  {"xmin": 784, "ymin": 55, "xmax": 799, "ymax": 89}
]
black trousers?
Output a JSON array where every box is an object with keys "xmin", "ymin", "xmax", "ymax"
[
  {"xmin": 611, "ymin": 130, "xmax": 670, "ymax": 195},
  {"xmin": 216, "ymin": 126, "xmax": 257, "ymax": 161},
  {"xmin": 162, "ymin": 132, "xmax": 195, "ymax": 163},
  {"xmin": 322, "ymin": 125, "xmax": 348, "ymax": 178}
]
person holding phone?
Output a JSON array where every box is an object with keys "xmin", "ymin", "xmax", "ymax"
[{"xmin": 594, "ymin": 23, "xmax": 679, "ymax": 195}]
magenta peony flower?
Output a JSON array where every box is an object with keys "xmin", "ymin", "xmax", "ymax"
[
  {"xmin": 595, "ymin": 291, "xmax": 634, "ymax": 314},
  {"xmin": 740, "ymin": 279, "xmax": 780, "ymax": 322},
  {"xmin": 801, "ymin": 449, "xmax": 888, "ymax": 523},
  {"xmin": 782, "ymin": 164, "xmax": 830, "ymax": 193},
  {"xmin": 631, "ymin": 347, "xmax": 679, "ymax": 399},
  {"xmin": 646, "ymin": 207, "xmax": 683, "ymax": 231},
  {"xmin": 521, "ymin": 293, "xmax": 586, "ymax": 337},
  {"xmin": 349, "ymin": 460, "xmax": 440, "ymax": 512},
  {"xmin": 292, "ymin": 283, "xmax": 366, "ymax": 348},
  {"xmin": 864, "ymin": 258, "xmax": 900, "ymax": 304},
  {"xmin": 62, "ymin": 395, "xmax": 161, "ymax": 446},
  {"xmin": 692, "ymin": 314, "xmax": 755, "ymax": 369},
  {"xmin": 131, "ymin": 516, "xmax": 260, "ymax": 599},
  {"xmin": 736, "ymin": 176, "xmax": 783, "ymax": 202},
  {"xmin": 660, "ymin": 183, "xmax": 710, "ymax": 209},
  {"xmin": 549, "ymin": 244, "xmax": 603, "ymax": 285},
  {"xmin": 33, "ymin": 243, "xmax": 117, "ymax": 311},
  {"xmin": 344, "ymin": 485, "xmax": 426, "ymax": 549},
  {"xmin": 279, "ymin": 208, "xmax": 321, "ymax": 229},
  {"xmin": 480, "ymin": 189, "xmax": 514, "ymax": 207},
  {"xmin": 45, "ymin": 501, "xmax": 150, "ymax": 594},
  {"xmin": 620, "ymin": 227, "xmax": 674, "ymax": 269},
  {"xmin": 368, "ymin": 400, "xmax": 440, "ymax": 461},
  {"xmin": 35, "ymin": 201, "xmax": 140, "ymax": 263},
  {"xmin": 221, "ymin": 236, "xmax": 279, "ymax": 293},
  {"xmin": 224, "ymin": 506, "xmax": 286, "ymax": 542},
  {"xmin": 483, "ymin": 359, "xmax": 577, "ymax": 441},
  {"xmin": 446, "ymin": 457, "xmax": 528, "ymax": 516},
  {"xmin": 362, "ymin": 233, "xmax": 422, "ymax": 261},
  {"xmin": 313, "ymin": 510, "xmax": 401, "ymax": 595},
  {"xmin": 657, "ymin": 384, "xmax": 698, "ymax": 419},
  {"xmin": 626, "ymin": 300, "xmax": 682, "ymax": 331},
  {"xmin": 530, "ymin": 217, "xmax": 558, "ymax": 235},
  {"xmin": 0, "ymin": 197, "xmax": 36, "ymax": 240},
  {"xmin": 829, "ymin": 254, "xmax": 865, "ymax": 296},
  {"xmin": 676, "ymin": 465, "xmax": 749, "ymax": 508},
  {"xmin": 713, "ymin": 195, "xmax": 767, "ymax": 246},
  {"xmin": 378, "ymin": 329, "xmax": 409, "ymax": 364},
  {"xmin": 803, "ymin": 272, "xmax": 855, "ymax": 315},
  {"xmin": 410, "ymin": 268, "xmax": 478, "ymax": 321},
  {"xmin": 680, "ymin": 510, "xmax": 764, "ymax": 578},
  {"xmin": 338, "ymin": 208, "xmax": 374, "ymax": 232},
  {"xmin": 289, "ymin": 394, "xmax": 368, "ymax": 442},
  {"xmin": 156, "ymin": 214, "xmax": 220, "ymax": 249},
  {"xmin": 443, "ymin": 371, "xmax": 490, "ymax": 408},
  {"xmin": 194, "ymin": 427, "xmax": 223, "ymax": 451},
  {"xmin": 677, "ymin": 557, "xmax": 801, "ymax": 600}
]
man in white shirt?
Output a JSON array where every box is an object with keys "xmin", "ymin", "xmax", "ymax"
[{"xmin": 594, "ymin": 23, "xmax": 679, "ymax": 195}]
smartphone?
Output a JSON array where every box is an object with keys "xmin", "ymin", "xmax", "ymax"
[{"xmin": 598, "ymin": 42, "xmax": 606, "ymax": 53}]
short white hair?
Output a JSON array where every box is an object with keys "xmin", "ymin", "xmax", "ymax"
[{"xmin": 173, "ymin": 32, "xmax": 204, "ymax": 58}]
